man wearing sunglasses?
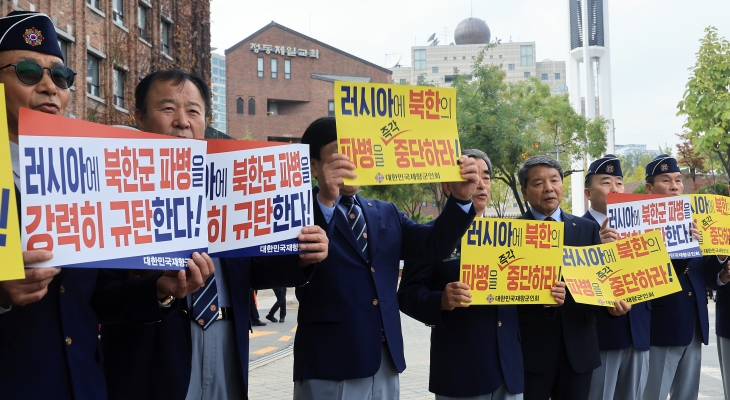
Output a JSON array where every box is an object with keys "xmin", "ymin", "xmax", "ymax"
[{"xmin": 0, "ymin": 12, "xmax": 214, "ymax": 400}]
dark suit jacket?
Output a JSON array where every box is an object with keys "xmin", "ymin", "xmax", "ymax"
[
  {"xmin": 100, "ymin": 256, "xmax": 308, "ymax": 400},
  {"xmin": 293, "ymin": 190, "xmax": 475, "ymax": 381},
  {"xmin": 582, "ymin": 211, "xmax": 652, "ymax": 351},
  {"xmin": 712, "ymin": 275, "xmax": 730, "ymax": 339},
  {"xmin": 517, "ymin": 210, "xmax": 601, "ymax": 374},
  {"xmin": 398, "ymin": 235, "xmax": 523, "ymax": 397},
  {"xmin": 0, "ymin": 188, "xmax": 168, "ymax": 400}
]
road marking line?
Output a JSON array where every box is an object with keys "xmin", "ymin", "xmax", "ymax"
[
  {"xmin": 249, "ymin": 330, "xmax": 277, "ymax": 339},
  {"xmin": 291, "ymin": 324, "xmax": 298, "ymax": 333},
  {"xmin": 253, "ymin": 346, "xmax": 277, "ymax": 355},
  {"xmin": 279, "ymin": 335, "xmax": 292, "ymax": 341}
]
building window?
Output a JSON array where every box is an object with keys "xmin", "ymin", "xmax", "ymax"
[
  {"xmin": 452, "ymin": 57, "xmax": 456, "ymax": 60},
  {"xmin": 284, "ymin": 59, "xmax": 291, "ymax": 79},
  {"xmin": 113, "ymin": 0, "xmax": 124, "ymax": 24},
  {"xmin": 137, "ymin": 3, "xmax": 148, "ymax": 40},
  {"xmin": 499, "ymin": 55, "xmax": 502, "ymax": 59},
  {"xmin": 555, "ymin": 73, "xmax": 561, "ymax": 80},
  {"xmin": 236, "ymin": 97, "xmax": 243, "ymax": 114},
  {"xmin": 508, "ymin": 63, "xmax": 515, "ymax": 70},
  {"xmin": 161, "ymin": 20, "xmax": 171, "ymax": 55},
  {"xmin": 520, "ymin": 45, "xmax": 533, "ymax": 66},
  {"xmin": 471, "ymin": 56, "xmax": 475, "ymax": 59},
  {"xmin": 328, "ymin": 100, "xmax": 335, "ymax": 117},
  {"xmin": 414, "ymin": 49, "xmax": 426, "ymax": 71},
  {"xmin": 489, "ymin": 55, "xmax": 493, "ymax": 59},
  {"xmin": 399, "ymin": 78, "xmax": 406, "ymax": 84},
  {"xmin": 541, "ymin": 73, "xmax": 548, "ymax": 80},
  {"xmin": 524, "ymin": 72, "xmax": 531, "ymax": 78},
  {"xmin": 257, "ymin": 58, "xmax": 264, "ymax": 78},
  {"xmin": 462, "ymin": 56, "xmax": 466, "ymax": 60},
  {"xmin": 248, "ymin": 98, "xmax": 255, "ymax": 115},
  {"xmin": 443, "ymin": 57, "xmax": 447, "ymax": 60},
  {"xmin": 417, "ymin": 75, "xmax": 424, "ymax": 84},
  {"xmin": 432, "ymin": 66, "xmax": 438, "ymax": 73},
  {"xmin": 113, "ymin": 68, "xmax": 125, "ymax": 108},
  {"xmin": 87, "ymin": 0, "xmax": 100, "ymax": 9},
  {"xmin": 58, "ymin": 39, "xmax": 69, "ymax": 66},
  {"xmin": 271, "ymin": 58, "xmax": 277, "ymax": 78},
  {"xmin": 86, "ymin": 54, "xmax": 100, "ymax": 97}
]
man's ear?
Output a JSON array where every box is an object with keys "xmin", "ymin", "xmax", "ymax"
[
  {"xmin": 441, "ymin": 182, "xmax": 451, "ymax": 198},
  {"xmin": 134, "ymin": 109, "xmax": 145, "ymax": 130},
  {"xmin": 584, "ymin": 188, "xmax": 591, "ymax": 201}
]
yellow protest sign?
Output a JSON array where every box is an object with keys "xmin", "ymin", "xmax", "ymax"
[
  {"xmin": 460, "ymin": 218, "xmax": 563, "ymax": 305},
  {"xmin": 561, "ymin": 230, "xmax": 680, "ymax": 307},
  {"xmin": 334, "ymin": 82, "xmax": 462, "ymax": 186},
  {"xmin": 0, "ymin": 85, "xmax": 24, "ymax": 280},
  {"xmin": 690, "ymin": 194, "xmax": 730, "ymax": 256}
]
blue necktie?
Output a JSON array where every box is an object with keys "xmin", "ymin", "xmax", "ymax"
[
  {"xmin": 192, "ymin": 274, "xmax": 219, "ymax": 329},
  {"xmin": 339, "ymin": 196, "xmax": 368, "ymax": 259}
]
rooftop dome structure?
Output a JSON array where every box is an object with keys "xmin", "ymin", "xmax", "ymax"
[{"xmin": 454, "ymin": 18, "xmax": 490, "ymax": 45}]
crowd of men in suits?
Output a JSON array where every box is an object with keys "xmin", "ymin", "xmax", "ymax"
[{"xmin": 3, "ymin": 10, "xmax": 730, "ymax": 400}]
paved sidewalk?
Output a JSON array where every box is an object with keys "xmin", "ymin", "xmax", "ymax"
[{"xmin": 248, "ymin": 297, "xmax": 726, "ymax": 400}]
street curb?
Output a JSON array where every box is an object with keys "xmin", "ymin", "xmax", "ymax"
[{"xmin": 249, "ymin": 344, "xmax": 293, "ymax": 371}]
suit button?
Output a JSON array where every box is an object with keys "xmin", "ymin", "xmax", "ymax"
[
  {"xmin": 65, "ymin": 336, "xmax": 72, "ymax": 346},
  {"xmin": 689, "ymin": 292, "xmax": 693, "ymax": 297},
  {"xmin": 371, "ymin": 268, "xmax": 375, "ymax": 273},
  {"xmin": 372, "ymin": 299, "xmax": 379, "ymax": 306},
  {"xmin": 60, "ymin": 285, "xmax": 65, "ymax": 294},
  {"xmin": 182, "ymin": 309, "xmax": 188, "ymax": 315},
  {"xmin": 498, "ymin": 321, "xmax": 502, "ymax": 327}
]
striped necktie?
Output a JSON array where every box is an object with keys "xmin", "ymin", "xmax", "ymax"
[
  {"xmin": 192, "ymin": 274, "xmax": 219, "ymax": 330},
  {"xmin": 544, "ymin": 217, "xmax": 555, "ymax": 222},
  {"xmin": 339, "ymin": 196, "xmax": 368, "ymax": 258}
]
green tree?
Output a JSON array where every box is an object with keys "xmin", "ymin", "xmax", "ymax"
[
  {"xmin": 359, "ymin": 183, "xmax": 432, "ymax": 220},
  {"xmin": 677, "ymin": 26, "xmax": 730, "ymax": 178}
]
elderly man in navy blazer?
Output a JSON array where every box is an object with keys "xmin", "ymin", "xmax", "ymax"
[
  {"xmin": 642, "ymin": 154, "xmax": 727, "ymax": 400},
  {"xmin": 516, "ymin": 156, "xmax": 624, "ymax": 400},
  {"xmin": 0, "ymin": 13, "xmax": 213, "ymax": 400},
  {"xmin": 398, "ymin": 148, "xmax": 526, "ymax": 400},
  {"xmin": 711, "ymin": 182, "xmax": 730, "ymax": 399},
  {"xmin": 582, "ymin": 155, "xmax": 650, "ymax": 400},
  {"xmin": 294, "ymin": 117, "xmax": 480, "ymax": 400}
]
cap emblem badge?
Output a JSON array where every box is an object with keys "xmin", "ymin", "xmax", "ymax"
[{"xmin": 23, "ymin": 27, "xmax": 43, "ymax": 46}]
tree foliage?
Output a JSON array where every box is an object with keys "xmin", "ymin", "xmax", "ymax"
[
  {"xmin": 677, "ymin": 26, "xmax": 730, "ymax": 178},
  {"xmin": 359, "ymin": 184, "xmax": 432, "ymax": 220}
]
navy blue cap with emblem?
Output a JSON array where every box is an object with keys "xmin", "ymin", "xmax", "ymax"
[
  {"xmin": 0, "ymin": 11, "xmax": 63, "ymax": 60},
  {"xmin": 645, "ymin": 154, "xmax": 680, "ymax": 178},
  {"xmin": 585, "ymin": 154, "xmax": 622, "ymax": 186}
]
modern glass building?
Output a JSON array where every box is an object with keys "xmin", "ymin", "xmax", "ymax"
[{"xmin": 211, "ymin": 52, "xmax": 227, "ymax": 133}]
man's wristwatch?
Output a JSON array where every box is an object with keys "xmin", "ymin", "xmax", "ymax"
[{"xmin": 159, "ymin": 295, "xmax": 175, "ymax": 307}]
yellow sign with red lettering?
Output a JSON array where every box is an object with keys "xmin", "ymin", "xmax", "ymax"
[
  {"xmin": 0, "ymin": 84, "xmax": 25, "ymax": 280},
  {"xmin": 460, "ymin": 218, "xmax": 563, "ymax": 305},
  {"xmin": 690, "ymin": 194, "xmax": 730, "ymax": 256},
  {"xmin": 334, "ymin": 82, "xmax": 462, "ymax": 186},
  {"xmin": 561, "ymin": 230, "xmax": 680, "ymax": 307}
]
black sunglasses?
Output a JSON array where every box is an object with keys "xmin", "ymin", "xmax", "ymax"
[{"xmin": 0, "ymin": 60, "xmax": 76, "ymax": 89}]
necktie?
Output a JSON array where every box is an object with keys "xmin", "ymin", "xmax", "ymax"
[
  {"xmin": 544, "ymin": 216, "xmax": 555, "ymax": 222},
  {"xmin": 192, "ymin": 274, "xmax": 219, "ymax": 329},
  {"xmin": 338, "ymin": 196, "xmax": 368, "ymax": 258}
]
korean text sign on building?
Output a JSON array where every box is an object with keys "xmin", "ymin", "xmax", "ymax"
[
  {"xmin": 690, "ymin": 194, "xmax": 730, "ymax": 256},
  {"xmin": 18, "ymin": 109, "xmax": 207, "ymax": 269},
  {"xmin": 206, "ymin": 139, "xmax": 312, "ymax": 257},
  {"xmin": 0, "ymin": 85, "xmax": 24, "ymax": 280},
  {"xmin": 460, "ymin": 218, "xmax": 563, "ymax": 305},
  {"xmin": 561, "ymin": 230, "xmax": 680, "ymax": 307},
  {"xmin": 607, "ymin": 193, "xmax": 701, "ymax": 259},
  {"xmin": 334, "ymin": 82, "xmax": 462, "ymax": 186}
]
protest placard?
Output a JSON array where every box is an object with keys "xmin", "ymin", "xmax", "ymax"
[
  {"xmin": 690, "ymin": 194, "xmax": 730, "ymax": 256},
  {"xmin": 0, "ymin": 86, "xmax": 24, "ymax": 280},
  {"xmin": 561, "ymin": 230, "xmax": 680, "ymax": 307},
  {"xmin": 334, "ymin": 82, "xmax": 462, "ymax": 186},
  {"xmin": 206, "ymin": 139, "xmax": 312, "ymax": 257},
  {"xmin": 460, "ymin": 218, "xmax": 563, "ymax": 305},
  {"xmin": 607, "ymin": 193, "xmax": 701, "ymax": 259},
  {"xmin": 18, "ymin": 108, "xmax": 207, "ymax": 269}
]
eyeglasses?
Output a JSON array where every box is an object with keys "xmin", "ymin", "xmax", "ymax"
[{"xmin": 0, "ymin": 61, "xmax": 76, "ymax": 89}]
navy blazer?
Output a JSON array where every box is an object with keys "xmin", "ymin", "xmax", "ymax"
[
  {"xmin": 398, "ymin": 235, "xmax": 523, "ymax": 397},
  {"xmin": 294, "ymin": 190, "xmax": 475, "ymax": 381},
  {"xmin": 712, "ymin": 278, "xmax": 730, "ymax": 339},
  {"xmin": 650, "ymin": 255, "xmax": 722, "ymax": 346},
  {"xmin": 100, "ymin": 256, "xmax": 308, "ymax": 400},
  {"xmin": 582, "ymin": 211, "xmax": 652, "ymax": 351},
  {"xmin": 516, "ymin": 210, "xmax": 601, "ymax": 374},
  {"xmin": 0, "ymin": 188, "xmax": 169, "ymax": 400}
]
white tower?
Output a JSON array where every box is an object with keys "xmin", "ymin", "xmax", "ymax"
[{"xmin": 567, "ymin": 0, "xmax": 614, "ymax": 215}]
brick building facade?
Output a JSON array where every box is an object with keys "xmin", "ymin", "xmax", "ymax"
[
  {"xmin": 0, "ymin": 0, "xmax": 211, "ymax": 125},
  {"xmin": 225, "ymin": 22, "xmax": 391, "ymax": 142}
]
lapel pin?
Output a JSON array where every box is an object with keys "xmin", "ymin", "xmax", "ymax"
[
  {"xmin": 367, "ymin": 203, "xmax": 372, "ymax": 206},
  {"xmin": 572, "ymin": 223, "xmax": 576, "ymax": 226}
]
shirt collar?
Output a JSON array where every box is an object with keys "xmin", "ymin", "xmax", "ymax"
[
  {"xmin": 9, "ymin": 140, "xmax": 19, "ymax": 188},
  {"xmin": 588, "ymin": 208, "xmax": 607, "ymax": 227},
  {"xmin": 531, "ymin": 208, "xmax": 562, "ymax": 222}
]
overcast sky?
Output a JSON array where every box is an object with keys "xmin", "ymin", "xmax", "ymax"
[{"xmin": 211, "ymin": 0, "xmax": 730, "ymax": 152}]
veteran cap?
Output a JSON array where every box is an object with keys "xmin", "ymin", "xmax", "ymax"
[
  {"xmin": 0, "ymin": 11, "xmax": 63, "ymax": 61},
  {"xmin": 645, "ymin": 154, "xmax": 681, "ymax": 179},
  {"xmin": 585, "ymin": 154, "xmax": 622, "ymax": 185}
]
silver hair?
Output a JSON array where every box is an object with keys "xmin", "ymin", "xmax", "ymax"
[
  {"xmin": 518, "ymin": 156, "xmax": 563, "ymax": 188},
  {"xmin": 462, "ymin": 148, "xmax": 492, "ymax": 175}
]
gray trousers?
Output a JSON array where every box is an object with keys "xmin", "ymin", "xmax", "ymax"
[
  {"xmin": 436, "ymin": 384, "xmax": 523, "ymax": 400},
  {"xmin": 185, "ymin": 320, "xmax": 245, "ymax": 400},
  {"xmin": 588, "ymin": 346, "xmax": 649, "ymax": 400},
  {"xmin": 717, "ymin": 335, "xmax": 730, "ymax": 399},
  {"xmin": 294, "ymin": 343, "xmax": 399, "ymax": 400},
  {"xmin": 642, "ymin": 323, "xmax": 703, "ymax": 400}
]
